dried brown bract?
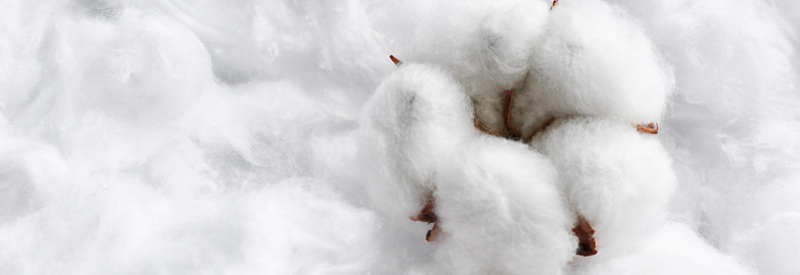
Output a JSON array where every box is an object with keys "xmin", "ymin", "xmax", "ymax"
[
  {"xmin": 573, "ymin": 215, "xmax": 597, "ymax": 256},
  {"xmin": 389, "ymin": 55, "xmax": 403, "ymax": 66},
  {"xmin": 410, "ymin": 197, "xmax": 440, "ymax": 242},
  {"xmin": 636, "ymin": 122, "xmax": 659, "ymax": 134}
]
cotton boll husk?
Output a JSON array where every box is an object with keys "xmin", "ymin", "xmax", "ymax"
[
  {"xmin": 434, "ymin": 136, "xmax": 574, "ymax": 275},
  {"xmin": 359, "ymin": 63, "xmax": 474, "ymax": 216},
  {"xmin": 516, "ymin": 0, "xmax": 673, "ymax": 136},
  {"xmin": 532, "ymin": 117, "xmax": 676, "ymax": 257},
  {"xmin": 570, "ymin": 223, "xmax": 754, "ymax": 275}
]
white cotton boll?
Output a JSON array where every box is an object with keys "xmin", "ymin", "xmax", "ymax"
[
  {"xmin": 434, "ymin": 136, "xmax": 575, "ymax": 275},
  {"xmin": 356, "ymin": 62, "xmax": 576, "ymax": 273},
  {"xmin": 516, "ymin": 0, "xmax": 673, "ymax": 135},
  {"xmin": 391, "ymin": 0, "xmax": 550, "ymax": 87},
  {"xmin": 571, "ymin": 223, "xmax": 754, "ymax": 275},
  {"xmin": 394, "ymin": 0, "xmax": 551, "ymax": 131},
  {"xmin": 532, "ymin": 117, "xmax": 676, "ymax": 257},
  {"xmin": 434, "ymin": 0, "xmax": 550, "ymax": 92},
  {"xmin": 359, "ymin": 63, "xmax": 474, "ymax": 215}
]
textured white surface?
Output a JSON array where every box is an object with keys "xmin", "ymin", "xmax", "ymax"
[{"xmin": 1, "ymin": 0, "xmax": 798, "ymax": 274}]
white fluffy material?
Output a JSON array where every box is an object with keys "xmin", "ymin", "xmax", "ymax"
[
  {"xmin": 2, "ymin": 0, "xmax": 799, "ymax": 274},
  {"xmin": 359, "ymin": 64, "xmax": 574, "ymax": 274},
  {"xmin": 386, "ymin": 0, "xmax": 552, "ymax": 131},
  {"xmin": 570, "ymin": 223, "xmax": 754, "ymax": 275},
  {"xmin": 532, "ymin": 117, "xmax": 676, "ymax": 257},
  {"xmin": 434, "ymin": 137, "xmax": 574, "ymax": 275},
  {"xmin": 359, "ymin": 63, "xmax": 474, "ymax": 215},
  {"xmin": 514, "ymin": 0, "xmax": 673, "ymax": 135}
]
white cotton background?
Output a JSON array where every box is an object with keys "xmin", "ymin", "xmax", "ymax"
[{"xmin": 0, "ymin": 0, "xmax": 798, "ymax": 274}]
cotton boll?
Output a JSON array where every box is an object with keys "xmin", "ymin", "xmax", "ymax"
[
  {"xmin": 359, "ymin": 63, "xmax": 474, "ymax": 216},
  {"xmin": 532, "ymin": 117, "xmax": 676, "ymax": 257},
  {"xmin": 434, "ymin": 136, "xmax": 575, "ymax": 275},
  {"xmin": 357, "ymin": 62, "xmax": 575, "ymax": 273},
  {"xmin": 570, "ymin": 223, "xmax": 754, "ymax": 275},
  {"xmin": 396, "ymin": 0, "xmax": 551, "ymax": 131},
  {"xmin": 515, "ymin": 0, "xmax": 673, "ymax": 137}
]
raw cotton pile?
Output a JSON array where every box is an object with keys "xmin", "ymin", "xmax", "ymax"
[{"xmin": 1, "ymin": 0, "xmax": 798, "ymax": 274}]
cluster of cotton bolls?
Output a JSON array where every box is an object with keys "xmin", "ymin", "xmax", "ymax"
[{"xmin": 1, "ymin": 0, "xmax": 799, "ymax": 274}]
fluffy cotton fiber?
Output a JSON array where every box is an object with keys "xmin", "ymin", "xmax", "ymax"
[
  {"xmin": 515, "ymin": 0, "xmax": 673, "ymax": 136},
  {"xmin": 359, "ymin": 63, "xmax": 474, "ymax": 216},
  {"xmin": 434, "ymin": 136, "xmax": 574, "ymax": 275},
  {"xmin": 570, "ymin": 223, "xmax": 754, "ymax": 275},
  {"xmin": 2, "ymin": 0, "xmax": 799, "ymax": 274},
  {"xmin": 359, "ymin": 63, "xmax": 574, "ymax": 274},
  {"xmin": 532, "ymin": 117, "xmax": 676, "ymax": 258}
]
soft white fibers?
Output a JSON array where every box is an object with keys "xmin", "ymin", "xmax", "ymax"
[
  {"xmin": 518, "ymin": 0, "xmax": 673, "ymax": 130},
  {"xmin": 532, "ymin": 117, "xmax": 676, "ymax": 258},
  {"xmin": 1, "ymin": 0, "xmax": 799, "ymax": 274}
]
